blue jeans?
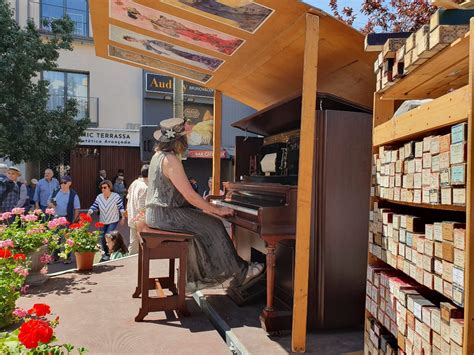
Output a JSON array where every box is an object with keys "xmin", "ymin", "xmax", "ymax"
[{"xmin": 99, "ymin": 222, "xmax": 118, "ymax": 256}]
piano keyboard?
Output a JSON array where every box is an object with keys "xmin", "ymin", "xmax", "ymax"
[{"xmin": 212, "ymin": 200, "xmax": 259, "ymax": 216}]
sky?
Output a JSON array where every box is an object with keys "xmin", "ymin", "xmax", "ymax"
[{"xmin": 303, "ymin": 0, "xmax": 368, "ymax": 29}]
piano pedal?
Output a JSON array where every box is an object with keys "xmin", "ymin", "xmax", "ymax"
[{"xmin": 227, "ymin": 273, "xmax": 266, "ymax": 306}]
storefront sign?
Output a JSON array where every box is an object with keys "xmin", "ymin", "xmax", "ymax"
[
  {"xmin": 80, "ymin": 128, "xmax": 140, "ymax": 147},
  {"xmin": 146, "ymin": 73, "xmax": 214, "ymax": 97},
  {"xmin": 187, "ymin": 149, "xmax": 227, "ymax": 159}
]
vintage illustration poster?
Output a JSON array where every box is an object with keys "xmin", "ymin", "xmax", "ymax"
[
  {"xmin": 110, "ymin": 0, "xmax": 244, "ymax": 55},
  {"xmin": 110, "ymin": 25, "xmax": 224, "ymax": 71},
  {"xmin": 160, "ymin": 0, "xmax": 273, "ymax": 33},
  {"xmin": 108, "ymin": 45, "xmax": 212, "ymax": 83}
]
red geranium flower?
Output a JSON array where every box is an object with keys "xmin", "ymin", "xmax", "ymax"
[
  {"xmin": 13, "ymin": 253, "xmax": 26, "ymax": 260},
  {"xmin": 27, "ymin": 303, "xmax": 51, "ymax": 317},
  {"xmin": 69, "ymin": 223, "xmax": 83, "ymax": 230},
  {"xmin": 0, "ymin": 248, "xmax": 12, "ymax": 258},
  {"xmin": 95, "ymin": 222, "xmax": 104, "ymax": 228},
  {"xmin": 18, "ymin": 319, "xmax": 53, "ymax": 348},
  {"xmin": 79, "ymin": 213, "xmax": 92, "ymax": 223}
]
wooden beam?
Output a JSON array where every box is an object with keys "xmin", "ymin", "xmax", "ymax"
[
  {"xmin": 292, "ymin": 13, "xmax": 319, "ymax": 353},
  {"xmin": 464, "ymin": 17, "xmax": 474, "ymax": 355},
  {"xmin": 212, "ymin": 90, "xmax": 222, "ymax": 195}
]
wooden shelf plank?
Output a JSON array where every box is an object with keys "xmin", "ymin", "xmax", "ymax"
[
  {"xmin": 379, "ymin": 32, "xmax": 470, "ymax": 100},
  {"xmin": 373, "ymin": 85, "xmax": 469, "ymax": 146},
  {"xmin": 375, "ymin": 197, "xmax": 466, "ymax": 212}
]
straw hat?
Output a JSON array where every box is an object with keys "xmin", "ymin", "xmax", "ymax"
[
  {"xmin": 8, "ymin": 166, "xmax": 22, "ymax": 176},
  {"xmin": 153, "ymin": 118, "xmax": 186, "ymax": 142}
]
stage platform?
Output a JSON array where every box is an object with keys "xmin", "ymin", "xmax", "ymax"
[{"xmin": 17, "ymin": 255, "xmax": 363, "ymax": 354}]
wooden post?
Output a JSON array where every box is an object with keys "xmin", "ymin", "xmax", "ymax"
[
  {"xmin": 464, "ymin": 18, "xmax": 474, "ymax": 355},
  {"xmin": 291, "ymin": 13, "xmax": 319, "ymax": 353},
  {"xmin": 212, "ymin": 90, "xmax": 223, "ymax": 195}
]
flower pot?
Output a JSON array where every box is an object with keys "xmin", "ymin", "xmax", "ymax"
[
  {"xmin": 75, "ymin": 251, "xmax": 95, "ymax": 271},
  {"xmin": 26, "ymin": 246, "xmax": 48, "ymax": 287}
]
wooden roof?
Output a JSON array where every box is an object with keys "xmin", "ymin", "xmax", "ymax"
[{"xmin": 91, "ymin": 1, "xmax": 376, "ymax": 110}]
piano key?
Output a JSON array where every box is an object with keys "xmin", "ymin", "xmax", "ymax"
[{"xmin": 213, "ymin": 200, "xmax": 259, "ymax": 216}]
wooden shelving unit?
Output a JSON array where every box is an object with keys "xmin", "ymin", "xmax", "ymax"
[{"xmin": 367, "ymin": 21, "xmax": 474, "ymax": 355}]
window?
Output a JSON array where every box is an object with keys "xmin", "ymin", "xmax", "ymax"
[
  {"xmin": 44, "ymin": 70, "xmax": 89, "ymax": 121},
  {"xmin": 41, "ymin": 0, "xmax": 89, "ymax": 37}
]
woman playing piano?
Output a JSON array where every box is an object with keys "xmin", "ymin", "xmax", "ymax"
[{"xmin": 145, "ymin": 118, "xmax": 263, "ymax": 291}]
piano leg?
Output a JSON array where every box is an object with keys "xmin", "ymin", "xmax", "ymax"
[{"xmin": 259, "ymin": 240, "xmax": 292, "ymax": 334}]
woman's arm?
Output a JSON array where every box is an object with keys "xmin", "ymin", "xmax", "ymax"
[
  {"xmin": 163, "ymin": 154, "xmax": 232, "ymax": 217},
  {"xmin": 87, "ymin": 196, "xmax": 100, "ymax": 215}
]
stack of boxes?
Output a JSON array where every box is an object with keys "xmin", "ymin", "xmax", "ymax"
[
  {"xmin": 365, "ymin": 265, "xmax": 465, "ymax": 354},
  {"xmin": 371, "ymin": 123, "xmax": 467, "ymax": 206},
  {"xmin": 369, "ymin": 203, "xmax": 466, "ymax": 306}
]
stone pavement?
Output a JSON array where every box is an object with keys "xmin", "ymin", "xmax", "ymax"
[{"xmin": 18, "ymin": 256, "xmax": 231, "ymax": 355}]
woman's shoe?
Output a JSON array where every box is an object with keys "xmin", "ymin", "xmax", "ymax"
[{"xmin": 242, "ymin": 262, "xmax": 264, "ymax": 285}]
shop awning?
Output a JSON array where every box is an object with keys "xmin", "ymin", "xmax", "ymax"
[{"xmin": 90, "ymin": 0, "xmax": 375, "ymax": 110}]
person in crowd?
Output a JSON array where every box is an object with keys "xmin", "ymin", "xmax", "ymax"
[
  {"xmin": 48, "ymin": 175, "xmax": 80, "ymax": 264},
  {"xmin": 88, "ymin": 180, "xmax": 126, "ymax": 262},
  {"xmin": 145, "ymin": 118, "xmax": 263, "ymax": 291},
  {"xmin": 189, "ymin": 177, "xmax": 199, "ymax": 193},
  {"xmin": 202, "ymin": 177, "xmax": 224, "ymax": 199},
  {"xmin": 126, "ymin": 164, "xmax": 149, "ymax": 255},
  {"xmin": 27, "ymin": 178, "xmax": 38, "ymax": 211},
  {"xmin": 34, "ymin": 169, "xmax": 59, "ymax": 212},
  {"xmin": 105, "ymin": 231, "xmax": 129, "ymax": 260},
  {"xmin": 0, "ymin": 163, "xmax": 7, "ymax": 179},
  {"xmin": 112, "ymin": 169, "xmax": 127, "ymax": 188},
  {"xmin": 113, "ymin": 175, "xmax": 127, "ymax": 206},
  {"xmin": 96, "ymin": 169, "xmax": 107, "ymax": 196},
  {"xmin": 0, "ymin": 167, "xmax": 28, "ymax": 213}
]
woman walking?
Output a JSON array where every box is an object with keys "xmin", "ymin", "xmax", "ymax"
[
  {"xmin": 145, "ymin": 118, "xmax": 263, "ymax": 291},
  {"xmin": 88, "ymin": 180, "xmax": 125, "ymax": 261}
]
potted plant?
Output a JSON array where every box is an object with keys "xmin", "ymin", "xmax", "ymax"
[
  {"xmin": 0, "ymin": 242, "xmax": 29, "ymax": 329},
  {"xmin": 0, "ymin": 303, "xmax": 87, "ymax": 353},
  {"xmin": 60, "ymin": 214, "xmax": 100, "ymax": 271},
  {"xmin": 0, "ymin": 208, "xmax": 65, "ymax": 286}
]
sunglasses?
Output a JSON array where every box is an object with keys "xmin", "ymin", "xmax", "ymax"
[
  {"xmin": 101, "ymin": 186, "xmax": 109, "ymax": 190},
  {"xmin": 60, "ymin": 181, "xmax": 69, "ymax": 185}
]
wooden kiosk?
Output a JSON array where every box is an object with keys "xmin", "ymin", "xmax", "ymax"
[{"xmin": 90, "ymin": 1, "xmax": 376, "ymax": 351}]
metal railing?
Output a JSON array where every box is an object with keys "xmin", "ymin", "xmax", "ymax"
[
  {"xmin": 47, "ymin": 95, "xmax": 98, "ymax": 126},
  {"xmin": 28, "ymin": 1, "xmax": 90, "ymax": 38}
]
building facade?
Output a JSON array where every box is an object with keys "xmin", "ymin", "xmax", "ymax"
[{"xmin": 8, "ymin": 0, "xmax": 254, "ymax": 206}]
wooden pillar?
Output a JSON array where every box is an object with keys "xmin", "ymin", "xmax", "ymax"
[
  {"xmin": 212, "ymin": 90, "xmax": 223, "ymax": 195},
  {"xmin": 464, "ymin": 18, "xmax": 474, "ymax": 355},
  {"xmin": 292, "ymin": 13, "xmax": 319, "ymax": 353}
]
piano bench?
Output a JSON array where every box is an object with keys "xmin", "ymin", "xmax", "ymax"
[{"xmin": 132, "ymin": 225, "xmax": 194, "ymax": 322}]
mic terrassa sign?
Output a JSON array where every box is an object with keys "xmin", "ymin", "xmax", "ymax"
[
  {"xmin": 146, "ymin": 73, "xmax": 214, "ymax": 98},
  {"xmin": 80, "ymin": 128, "xmax": 140, "ymax": 147}
]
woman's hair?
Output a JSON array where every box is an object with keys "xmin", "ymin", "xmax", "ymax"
[
  {"xmin": 105, "ymin": 231, "xmax": 128, "ymax": 254},
  {"xmin": 99, "ymin": 180, "xmax": 113, "ymax": 191},
  {"xmin": 155, "ymin": 135, "xmax": 188, "ymax": 155}
]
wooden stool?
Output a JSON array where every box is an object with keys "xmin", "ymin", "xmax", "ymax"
[{"xmin": 132, "ymin": 224, "xmax": 193, "ymax": 321}]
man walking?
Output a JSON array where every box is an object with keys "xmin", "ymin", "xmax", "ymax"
[
  {"xmin": 126, "ymin": 165, "xmax": 149, "ymax": 255},
  {"xmin": 0, "ymin": 167, "xmax": 27, "ymax": 212},
  {"xmin": 48, "ymin": 175, "xmax": 80, "ymax": 263},
  {"xmin": 96, "ymin": 169, "xmax": 107, "ymax": 196},
  {"xmin": 34, "ymin": 169, "xmax": 59, "ymax": 212}
]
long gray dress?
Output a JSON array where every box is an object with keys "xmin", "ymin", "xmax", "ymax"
[{"xmin": 145, "ymin": 151, "xmax": 248, "ymax": 290}]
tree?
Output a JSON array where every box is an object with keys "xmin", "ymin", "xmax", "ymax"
[
  {"xmin": 329, "ymin": 0, "xmax": 462, "ymax": 33},
  {"xmin": 0, "ymin": 0, "xmax": 89, "ymax": 164}
]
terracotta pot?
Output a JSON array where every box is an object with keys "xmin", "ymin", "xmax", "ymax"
[
  {"xmin": 75, "ymin": 251, "xmax": 95, "ymax": 271},
  {"xmin": 26, "ymin": 245, "xmax": 48, "ymax": 287}
]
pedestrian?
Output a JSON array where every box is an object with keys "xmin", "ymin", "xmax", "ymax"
[
  {"xmin": 126, "ymin": 164, "xmax": 149, "ymax": 255},
  {"xmin": 48, "ymin": 176, "xmax": 80, "ymax": 263},
  {"xmin": 113, "ymin": 175, "xmax": 127, "ymax": 206},
  {"xmin": 189, "ymin": 177, "xmax": 199, "ymax": 193},
  {"xmin": 112, "ymin": 168, "xmax": 127, "ymax": 188},
  {"xmin": 27, "ymin": 178, "xmax": 38, "ymax": 211},
  {"xmin": 96, "ymin": 169, "xmax": 107, "ymax": 196},
  {"xmin": 0, "ymin": 163, "xmax": 7, "ymax": 179},
  {"xmin": 33, "ymin": 169, "xmax": 59, "ymax": 212},
  {"xmin": 87, "ymin": 180, "xmax": 126, "ymax": 262},
  {"xmin": 202, "ymin": 177, "xmax": 223, "ymax": 199},
  {"xmin": 105, "ymin": 231, "xmax": 129, "ymax": 260},
  {"xmin": 0, "ymin": 167, "xmax": 28, "ymax": 213}
]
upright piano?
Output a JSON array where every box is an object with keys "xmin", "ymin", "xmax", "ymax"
[{"xmin": 210, "ymin": 93, "xmax": 373, "ymax": 332}]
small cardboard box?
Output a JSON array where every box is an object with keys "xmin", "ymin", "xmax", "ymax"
[
  {"xmin": 453, "ymin": 228, "xmax": 465, "ymax": 250},
  {"xmin": 450, "ymin": 318, "xmax": 464, "ymax": 346},
  {"xmin": 440, "ymin": 302, "xmax": 463, "ymax": 324},
  {"xmin": 442, "ymin": 241, "xmax": 454, "ymax": 263},
  {"xmin": 451, "ymin": 122, "xmax": 467, "ymax": 144},
  {"xmin": 451, "ymin": 163, "xmax": 466, "ymax": 185}
]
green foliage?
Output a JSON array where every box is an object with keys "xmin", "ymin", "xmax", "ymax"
[
  {"xmin": 61, "ymin": 220, "xmax": 100, "ymax": 256},
  {"xmin": 0, "ymin": 0, "xmax": 89, "ymax": 163}
]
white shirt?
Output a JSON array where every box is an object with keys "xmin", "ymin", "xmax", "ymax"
[{"xmin": 127, "ymin": 178, "xmax": 148, "ymax": 227}]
